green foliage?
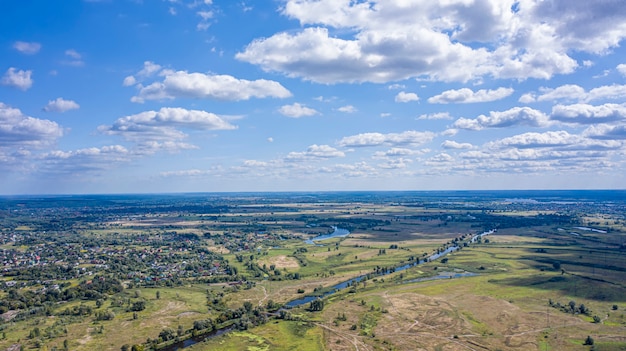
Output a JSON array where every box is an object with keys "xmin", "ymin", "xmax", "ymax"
[{"xmin": 129, "ymin": 300, "xmax": 145, "ymax": 312}]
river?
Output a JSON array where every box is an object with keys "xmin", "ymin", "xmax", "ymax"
[
  {"xmin": 286, "ymin": 230, "xmax": 493, "ymax": 308},
  {"xmin": 304, "ymin": 226, "xmax": 351, "ymax": 244},
  {"xmin": 163, "ymin": 229, "xmax": 492, "ymax": 349}
]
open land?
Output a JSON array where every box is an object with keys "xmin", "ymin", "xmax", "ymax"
[{"xmin": 0, "ymin": 190, "xmax": 625, "ymax": 351}]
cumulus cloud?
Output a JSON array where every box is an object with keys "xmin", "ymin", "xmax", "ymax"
[
  {"xmin": 551, "ymin": 103, "xmax": 626, "ymax": 124},
  {"xmin": 236, "ymin": 0, "xmax": 626, "ymax": 83},
  {"xmin": 395, "ymin": 91, "xmax": 419, "ymax": 103},
  {"xmin": 130, "ymin": 69, "xmax": 291, "ymax": 103},
  {"xmin": 278, "ymin": 103, "xmax": 319, "ymax": 118},
  {"xmin": 428, "ymin": 87, "xmax": 513, "ymax": 104},
  {"xmin": 372, "ymin": 148, "xmax": 425, "ymax": 158},
  {"xmin": 584, "ymin": 124, "xmax": 626, "ymax": 140},
  {"xmin": 338, "ymin": 130, "xmax": 435, "ymax": 147},
  {"xmin": 338, "ymin": 105, "xmax": 357, "ymax": 113},
  {"xmin": 43, "ymin": 98, "xmax": 80, "ymax": 113},
  {"xmin": 428, "ymin": 153, "xmax": 454, "ymax": 163},
  {"xmin": 522, "ymin": 84, "xmax": 626, "ymax": 103},
  {"xmin": 13, "ymin": 41, "xmax": 41, "ymax": 55},
  {"xmin": 285, "ymin": 144, "xmax": 345, "ymax": 161},
  {"xmin": 123, "ymin": 76, "xmax": 137, "ymax": 86},
  {"xmin": 453, "ymin": 107, "xmax": 551, "ymax": 130},
  {"xmin": 488, "ymin": 131, "xmax": 581, "ymax": 149},
  {"xmin": 618, "ymin": 64, "xmax": 626, "ymax": 76},
  {"xmin": 377, "ymin": 157, "xmax": 413, "ymax": 169},
  {"xmin": 441, "ymin": 140, "xmax": 473, "ymax": 149},
  {"xmin": 98, "ymin": 107, "xmax": 236, "ymax": 144},
  {"xmin": 1, "ymin": 68, "xmax": 33, "ymax": 91},
  {"xmin": 417, "ymin": 112, "xmax": 452, "ymax": 120},
  {"xmin": 0, "ymin": 102, "xmax": 63, "ymax": 148},
  {"xmin": 40, "ymin": 145, "xmax": 131, "ymax": 173}
]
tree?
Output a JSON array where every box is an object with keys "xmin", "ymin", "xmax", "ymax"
[
  {"xmin": 130, "ymin": 301, "xmax": 146, "ymax": 312},
  {"xmin": 569, "ymin": 300, "xmax": 577, "ymax": 313},
  {"xmin": 156, "ymin": 291, "xmax": 160, "ymax": 300},
  {"xmin": 308, "ymin": 299, "xmax": 325, "ymax": 311},
  {"xmin": 159, "ymin": 328, "xmax": 176, "ymax": 342},
  {"xmin": 584, "ymin": 335, "xmax": 594, "ymax": 345}
]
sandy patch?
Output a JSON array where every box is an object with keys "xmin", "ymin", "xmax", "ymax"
[{"xmin": 260, "ymin": 255, "xmax": 300, "ymax": 269}]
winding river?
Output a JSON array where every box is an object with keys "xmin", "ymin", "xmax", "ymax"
[{"xmin": 163, "ymin": 229, "xmax": 493, "ymax": 349}]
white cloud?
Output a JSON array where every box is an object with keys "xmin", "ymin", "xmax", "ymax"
[
  {"xmin": 40, "ymin": 145, "xmax": 131, "ymax": 173},
  {"xmin": 63, "ymin": 49, "xmax": 84, "ymax": 66},
  {"xmin": 427, "ymin": 153, "xmax": 454, "ymax": 163},
  {"xmin": 338, "ymin": 130, "xmax": 435, "ymax": 147},
  {"xmin": 551, "ymin": 103, "xmax": 626, "ymax": 124},
  {"xmin": 441, "ymin": 128, "xmax": 458, "ymax": 136},
  {"xmin": 618, "ymin": 64, "xmax": 626, "ymax": 76},
  {"xmin": 378, "ymin": 157, "xmax": 413, "ymax": 169},
  {"xmin": 453, "ymin": 107, "xmax": 551, "ymax": 131},
  {"xmin": 43, "ymin": 98, "xmax": 80, "ymax": 113},
  {"xmin": 131, "ymin": 70, "xmax": 292, "ymax": 103},
  {"xmin": 285, "ymin": 144, "xmax": 345, "ymax": 161},
  {"xmin": 488, "ymin": 131, "xmax": 580, "ymax": 149},
  {"xmin": 584, "ymin": 124, "xmax": 626, "ymax": 140},
  {"xmin": 428, "ymin": 87, "xmax": 513, "ymax": 104},
  {"xmin": 518, "ymin": 93, "xmax": 536, "ymax": 104},
  {"xmin": 123, "ymin": 76, "xmax": 137, "ymax": 86},
  {"xmin": 535, "ymin": 85, "xmax": 586, "ymax": 102},
  {"xmin": 387, "ymin": 84, "xmax": 405, "ymax": 90},
  {"xmin": 417, "ymin": 112, "xmax": 452, "ymax": 120},
  {"xmin": 586, "ymin": 84, "xmax": 626, "ymax": 102},
  {"xmin": 197, "ymin": 11, "xmax": 213, "ymax": 30},
  {"xmin": 65, "ymin": 49, "xmax": 81, "ymax": 59},
  {"xmin": 523, "ymin": 84, "xmax": 626, "ymax": 103},
  {"xmin": 236, "ymin": 0, "xmax": 626, "ymax": 84},
  {"xmin": 338, "ymin": 105, "xmax": 357, "ymax": 113},
  {"xmin": 372, "ymin": 148, "xmax": 423, "ymax": 158},
  {"xmin": 486, "ymin": 131, "xmax": 622, "ymax": 153},
  {"xmin": 160, "ymin": 169, "xmax": 218, "ymax": 177},
  {"xmin": 395, "ymin": 91, "xmax": 419, "ymax": 103},
  {"xmin": 138, "ymin": 61, "xmax": 162, "ymax": 77},
  {"xmin": 278, "ymin": 103, "xmax": 319, "ymax": 118},
  {"xmin": 267, "ymin": 137, "xmax": 274, "ymax": 143},
  {"xmin": 98, "ymin": 107, "xmax": 237, "ymax": 145},
  {"xmin": 441, "ymin": 140, "xmax": 473, "ymax": 149},
  {"xmin": 0, "ymin": 102, "xmax": 63, "ymax": 148},
  {"xmin": 1, "ymin": 68, "xmax": 33, "ymax": 91},
  {"xmin": 13, "ymin": 41, "xmax": 41, "ymax": 55}
]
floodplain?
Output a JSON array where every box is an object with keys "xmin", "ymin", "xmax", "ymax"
[{"xmin": 0, "ymin": 191, "xmax": 625, "ymax": 351}]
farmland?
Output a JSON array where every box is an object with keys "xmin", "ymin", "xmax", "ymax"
[{"xmin": 0, "ymin": 191, "xmax": 625, "ymax": 350}]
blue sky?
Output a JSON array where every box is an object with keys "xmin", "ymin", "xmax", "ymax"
[{"xmin": 1, "ymin": 0, "xmax": 626, "ymax": 194}]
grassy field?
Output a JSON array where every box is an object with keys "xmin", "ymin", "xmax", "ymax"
[
  {"xmin": 184, "ymin": 227, "xmax": 626, "ymax": 351},
  {"xmin": 2, "ymin": 202, "xmax": 625, "ymax": 351}
]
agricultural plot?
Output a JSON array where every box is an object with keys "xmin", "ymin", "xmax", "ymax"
[{"xmin": 0, "ymin": 191, "xmax": 624, "ymax": 350}]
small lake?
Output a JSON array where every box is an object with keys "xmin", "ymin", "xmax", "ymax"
[{"xmin": 304, "ymin": 226, "xmax": 350, "ymax": 244}]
